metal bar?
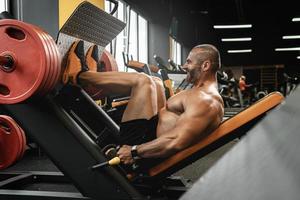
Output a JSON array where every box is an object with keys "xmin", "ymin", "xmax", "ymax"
[
  {"xmin": 69, "ymin": 110, "xmax": 98, "ymax": 139},
  {"xmin": 0, "ymin": 173, "xmax": 32, "ymax": 188},
  {"xmin": 0, "ymin": 189, "xmax": 90, "ymax": 200},
  {"xmin": 107, "ymin": 0, "xmax": 118, "ymax": 15},
  {"xmin": 0, "ymin": 171, "xmax": 70, "ymax": 183},
  {"xmin": 127, "ymin": 7, "xmax": 131, "ymax": 55},
  {"xmin": 137, "ymin": 14, "xmax": 139, "ymax": 61},
  {"xmin": 78, "ymin": 88, "xmax": 120, "ymax": 135}
]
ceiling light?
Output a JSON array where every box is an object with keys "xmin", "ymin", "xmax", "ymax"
[
  {"xmin": 213, "ymin": 24, "xmax": 252, "ymax": 29},
  {"xmin": 275, "ymin": 47, "xmax": 300, "ymax": 51},
  {"xmin": 282, "ymin": 35, "xmax": 300, "ymax": 39},
  {"xmin": 221, "ymin": 37, "xmax": 252, "ymax": 42},
  {"xmin": 292, "ymin": 17, "xmax": 300, "ymax": 22},
  {"xmin": 297, "ymin": 56, "xmax": 300, "ymax": 59},
  {"xmin": 227, "ymin": 49, "xmax": 252, "ymax": 53}
]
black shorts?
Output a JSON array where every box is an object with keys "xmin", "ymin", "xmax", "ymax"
[
  {"xmin": 119, "ymin": 115, "xmax": 163, "ymax": 171},
  {"xmin": 119, "ymin": 115, "xmax": 158, "ymax": 145}
]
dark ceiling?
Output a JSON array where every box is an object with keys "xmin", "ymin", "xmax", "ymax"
[{"xmin": 124, "ymin": 0, "xmax": 300, "ymax": 67}]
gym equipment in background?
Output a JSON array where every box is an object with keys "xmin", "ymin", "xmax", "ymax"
[
  {"xmin": 168, "ymin": 58, "xmax": 186, "ymax": 73},
  {"xmin": 0, "ymin": 2, "xmax": 287, "ymax": 200}
]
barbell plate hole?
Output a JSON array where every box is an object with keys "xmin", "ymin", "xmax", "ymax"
[
  {"xmin": 5, "ymin": 27, "xmax": 26, "ymax": 41},
  {"xmin": 0, "ymin": 84, "xmax": 10, "ymax": 96}
]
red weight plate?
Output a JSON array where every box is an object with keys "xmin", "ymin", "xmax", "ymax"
[
  {"xmin": 100, "ymin": 50, "xmax": 118, "ymax": 72},
  {"xmin": 84, "ymin": 50, "xmax": 118, "ymax": 100},
  {"xmin": 36, "ymin": 26, "xmax": 60, "ymax": 93},
  {"xmin": 40, "ymin": 30, "xmax": 61, "ymax": 92},
  {"xmin": 31, "ymin": 31, "xmax": 51, "ymax": 96},
  {"xmin": 35, "ymin": 30, "xmax": 53, "ymax": 95},
  {"xmin": 0, "ymin": 19, "xmax": 48, "ymax": 104},
  {"xmin": 50, "ymin": 36, "xmax": 62, "ymax": 89},
  {"xmin": 0, "ymin": 116, "xmax": 22, "ymax": 169},
  {"xmin": 28, "ymin": 25, "xmax": 53, "ymax": 96},
  {"xmin": 15, "ymin": 123, "xmax": 26, "ymax": 160},
  {"xmin": 19, "ymin": 126, "xmax": 26, "ymax": 160},
  {"xmin": 0, "ymin": 115, "xmax": 23, "ymax": 161},
  {"xmin": 41, "ymin": 32, "xmax": 57, "ymax": 93},
  {"xmin": 33, "ymin": 26, "xmax": 60, "ymax": 95}
]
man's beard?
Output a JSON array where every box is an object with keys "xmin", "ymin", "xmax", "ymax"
[
  {"xmin": 186, "ymin": 72, "xmax": 193, "ymax": 83},
  {"xmin": 186, "ymin": 69, "xmax": 199, "ymax": 84}
]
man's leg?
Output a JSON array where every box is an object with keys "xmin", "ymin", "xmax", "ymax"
[
  {"xmin": 152, "ymin": 76, "xmax": 166, "ymax": 110},
  {"xmin": 79, "ymin": 71, "xmax": 158, "ymax": 122},
  {"xmin": 63, "ymin": 41, "xmax": 159, "ymax": 122}
]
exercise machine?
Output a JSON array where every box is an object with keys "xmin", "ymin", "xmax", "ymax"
[{"xmin": 0, "ymin": 2, "xmax": 285, "ymax": 199}]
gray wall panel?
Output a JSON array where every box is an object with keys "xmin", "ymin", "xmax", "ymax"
[
  {"xmin": 11, "ymin": 0, "xmax": 59, "ymax": 39},
  {"xmin": 148, "ymin": 22, "xmax": 169, "ymax": 65}
]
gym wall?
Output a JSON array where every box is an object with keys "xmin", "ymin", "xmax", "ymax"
[
  {"xmin": 10, "ymin": 0, "xmax": 59, "ymax": 39},
  {"xmin": 148, "ymin": 22, "xmax": 170, "ymax": 66}
]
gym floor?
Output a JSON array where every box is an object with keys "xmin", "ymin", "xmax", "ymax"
[{"xmin": 4, "ymin": 138, "xmax": 239, "ymax": 185}]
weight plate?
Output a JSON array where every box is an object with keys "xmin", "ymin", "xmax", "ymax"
[
  {"xmin": 0, "ymin": 115, "xmax": 24, "ymax": 161},
  {"xmin": 15, "ymin": 122, "xmax": 26, "ymax": 160},
  {"xmin": 0, "ymin": 115, "xmax": 22, "ymax": 169},
  {"xmin": 100, "ymin": 50, "xmax": 118, "ymax": 72},
  {"xmin": 33, "ymin": 27, "xmax": 54, "ymax": 95},
  {"xmin": 83, "ymin": 50, "xmax": 117, "ymax": 100},
  {"xmin": 33, "ymin": 26, "xmax": 61, "ymax": 95},
  {"xmin": 40, "ymin": 30, "xmax": 61, "ymax": 92},
  {"xmin": 28, "ymin": 24, "xmax": 52, "ymax": 96},
  {"xmin": 0, "ymin": 19, "xmax": 48, "ymax": 104}
]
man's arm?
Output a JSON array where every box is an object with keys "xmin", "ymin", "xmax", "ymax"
[{"xmin": 117, "ymin": 96, "xmax": 220, "ymax": 165}]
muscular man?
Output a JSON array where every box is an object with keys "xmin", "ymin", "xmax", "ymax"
[{"xmin": 63, "ymin": 41, "xmax": 224, "ymax": 168}]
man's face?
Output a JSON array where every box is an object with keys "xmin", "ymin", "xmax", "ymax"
[{"xmin": 182, "ymin": 49, "xmax": 204, "ymax": 83}]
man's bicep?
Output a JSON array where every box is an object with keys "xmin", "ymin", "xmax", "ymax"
[{"xmin": 173, "ymin": 106, "xmax": 214, "ymax": 148}]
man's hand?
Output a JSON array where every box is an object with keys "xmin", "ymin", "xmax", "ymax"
[{"xmin": 117, "ymin": 145, "xmax": 134, "ymax": 165}]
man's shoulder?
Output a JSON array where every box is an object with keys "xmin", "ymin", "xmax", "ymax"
[
  {"xmin": 187, "ymin": 89, "xmax": 220, "ymax": 103},
  {"xmin": 185, "ymin": 89, "xmax": 223, "ymax": 115}
]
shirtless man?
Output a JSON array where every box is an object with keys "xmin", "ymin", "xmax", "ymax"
[{"xmin": 63, "ymin": 41, "xmax": 224, "ymax": 167}]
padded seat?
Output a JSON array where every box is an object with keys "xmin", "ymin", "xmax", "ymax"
[{"xmin": 146, "ymin": 92, "xmax": 284, "ymax": 178}]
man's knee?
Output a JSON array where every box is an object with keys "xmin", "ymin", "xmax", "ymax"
[
  {"xmin": 152, "ymin": 77, "xmax": 165, "ymax": 90},
  {"xmin": 136, "ymin": 73, "xmax": 156, "ymax": 88}
]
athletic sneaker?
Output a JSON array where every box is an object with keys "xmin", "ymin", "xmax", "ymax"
[
  {"xmin": 62, "ymin": 40, "xmax": 88, "ymax": 85},
  {"xmin": 86, "ymin": 44, "xmax": 99, "ymax": 72}
]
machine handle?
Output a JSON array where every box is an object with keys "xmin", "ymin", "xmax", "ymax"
[{"xmin": 106, "ymin": 0, "xmax": 119, "ymax": 15}]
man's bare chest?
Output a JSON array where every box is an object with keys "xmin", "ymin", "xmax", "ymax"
[{"xmin": 165, "ymin": 92, "xmax": 187, "ymax": 114}]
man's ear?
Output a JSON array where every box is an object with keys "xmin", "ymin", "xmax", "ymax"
[{"xmin": 202, "ymin": 60, "xmax": 210, "ymax": 72}]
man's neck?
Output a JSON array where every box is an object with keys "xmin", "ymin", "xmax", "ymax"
[{"xmin": 193, "ymin": 73, "xmax": 218, "ymax": 89}]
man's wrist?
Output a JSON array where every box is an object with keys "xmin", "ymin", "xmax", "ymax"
[{"xmin": 131, "ymin": 145, "xmax": 141, "ymax": 160}]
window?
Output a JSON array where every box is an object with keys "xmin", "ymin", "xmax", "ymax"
[
  {"xmin": 138, "ymin": 15, "xmax": 148, "ymax": 63},
  {"xmin": 0, "ymin": 0, "xmax": 8, "ymax": 12},
  {"xmin": 170, "ymin": 37, "xmax": 181, "ymax": 65},
  {"xmin": 105, "ymin": 0, "xmax": 148, "ymax": 72},
  {"xmin": 128, "ymin": 9, "xmax": 137, "ymax": 61}
]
